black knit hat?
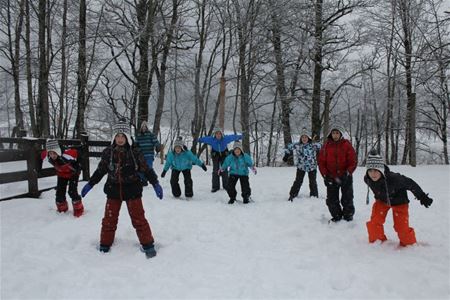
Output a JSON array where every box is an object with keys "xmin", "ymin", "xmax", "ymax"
[
  {"xmin": 366, "ymin": 150, "xmax": 384, "ymax": 174},
  {"xmin": 111, "ymin": 120, "xmax": 132, "ymax": 145}
]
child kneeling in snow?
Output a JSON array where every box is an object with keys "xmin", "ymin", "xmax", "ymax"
[
  {"xmin": 41, "ymin": 139, "xmax": 84, "ymax": 217},
  {"xmin": 80, "ymin": 120, "xmax": 163, "ymax": 257},
  {"xmin": 220, "ymin": 141, "xmax": 256, "ymax": 204},
  {"xmin": 364, "ymin": 151, "xmax": 433, "ymax": 247},
  {"xmin": 161, "ymin": 137, "xmax": 207, "ymax": 198}
]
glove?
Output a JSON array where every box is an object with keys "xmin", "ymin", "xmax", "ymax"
[
  {"xmin": 201, "ymin": 164, "xmax": 207, "ymax": 172},
  {"xmin": 153, "ymin": 183, "xmax": 163, "ymax": 200},
  {"xmin": 81, "ymin": 183, "xmax": 92, "ymax": 197},
  {"xmin": 282, "ymin": 153, "xmax": 289, "ymax": 162},
  {"xmin": 251, "ymin": 167, "xmax": 257, "ymax": 175},
  {"xmin": 419, "ymin": 194, "xmax": 433, "ymax": 208},
  {"xmin": 161, "ymin": 170, "xmax": 167, "ymax": 178},
  {"xmin": 324, "ymin": 176, "xmax": 334, "ymax": 187}
]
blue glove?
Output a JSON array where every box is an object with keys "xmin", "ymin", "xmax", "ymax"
[
  {"xmin": 81, "ymin": 183, "xmax": 92, "ymax": 197},
  {"xmin": 153, "ymin": 183, "xmax": 163, "ymax": 200}
]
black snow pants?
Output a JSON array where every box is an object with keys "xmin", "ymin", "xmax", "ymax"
[
  {"xmin": 56, "ymin": 176, "xmax": 81, "ymax": 203},
  {"xmin": 325, "ymin": 175, "xmax": 354, "ymax": 219},
  {"xmin": 289, "ymin": 169, "xmax": 318, "ymax": 198},
  {"xmin": 226, "ymin": 174, "xmax": 251, "ymax": 201},
  {"xmin": 170, "ymin": 169, "xmax": 193, "ymax": 197}
]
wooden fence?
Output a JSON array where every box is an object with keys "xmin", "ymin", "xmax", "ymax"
[{"xmin": 0, "ymin": 135, "xmax": 110, "ymax": 201}]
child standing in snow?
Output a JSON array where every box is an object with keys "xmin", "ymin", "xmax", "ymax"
[
  {"xmin": 220, "ymin": 141, "xmax": 256, "ymax": 204},
  {"xmin": 80, "ymin": 120, "xmax": 163, "ymax": 258},
  {"xmin": 198, "ymin": 128, "xmax": 242, "ymax": 192},
  {"xmin": 41, "ymin": 139, "xmax": 84, "ymax": 217},
  {"xmin": 135, "ymin": 121, "xmax": 161, "ymax": 170},
  {"xmin": 283, "ymin": 129, "xmax": 321, "ymax": 201},
  {"xmin": 161, "ymin": 137, "xmax": 207, "ymax": 198},
  {"xmin": 364, "ymin": 151, "xmax": 433, "ymax": 246}
]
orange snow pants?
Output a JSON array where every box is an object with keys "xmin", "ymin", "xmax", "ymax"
[
  {"xmin": 100, "ymin": 198, "xmax": 154, "ymax": 247},
  {"xmin": 366, "ymin": 200, "xmax": 416, "ymax": 246}
]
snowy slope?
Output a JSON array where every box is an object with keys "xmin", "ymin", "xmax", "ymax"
[{"xmin": 1, "ymin": 163, "xmax": 449, "ymax": 299}]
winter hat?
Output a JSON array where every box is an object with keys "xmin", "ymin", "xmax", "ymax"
[
  {"xmin": 327, "ymin": 124, "xmax": 346, "ymax": 139},
  {"xmin": 213, "ymin": 128, "xmax": 223, "ymax": 136},
  {"xmin": 140, "ymin": 121, "xmax": 149, "ymax": 132},
  {"xmin": 300, "ymin": 128, "xmax": 312, "ymax": 140},
  {"xmin": 111, "ymin": 120, "xmax": 132, "ymax": 146},
  {"xmin": 46, "ymin": 139, "xmax": 61, "ymax": 156},
  {"xmin": 366, "ymin": 150, "xmax": 385, "ymax": 175},
  {"xmin": 233, "ymin": 141, "xmax": 243, "ymax": 152},
  {"xmin": 173, "ymin": 137, "xmax": 185, "ymax": 150}
]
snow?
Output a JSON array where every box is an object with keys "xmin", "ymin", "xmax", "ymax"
[{"xmin": 1, "ymin": 163, "xmax": 449, "ymax": 299}]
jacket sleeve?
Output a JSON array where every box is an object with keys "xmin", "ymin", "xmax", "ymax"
[
  {"xmin": 163, "ymin": 152, "xmax": 173, "ymax": 172},
  {"xmin": 245, "ymin": 154, "xmax": 254, "ymax": 168},
  {"xmin": 88, "ymin": 148, "xmax": 109, "ymax": 186},
  {"xmin": 398, "ymin": 174, "xmax": 427, "ymax": 201},
  {"xmin": 136, "ymin": 149, "xmax": 159, "ymax": 185},
  {"xmin": 313, "ymin": 142, "xmax": 322, "ymax": 151},
  {"xmin": 198, "ymin": 136, "xmax": 214, "ymax": 145},
  {"xmin": 188, "ymin": 151, "xmax": 203, "ymax": 166},
  {"xmin": 221, "ymin": 155, "xmax": 230, "ymax": 170},
  {"xmin": 317, "ymin": 144, "xmax": 327, "ymax": 177},
  {"xmin": 345, "ymin": 141, "xmax": 357, "ymax": 174},
  {"xmin": 223, "ymin": 134, "xmax": 242, "ymax": 144},
  {"xmin": 152, "ymin": 134, "xmax": 162, "ymax": 153}
]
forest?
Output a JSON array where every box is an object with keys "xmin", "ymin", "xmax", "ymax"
[{"xmin": 1, "ymin": 0, "xmax": 449, "ymax": 165}]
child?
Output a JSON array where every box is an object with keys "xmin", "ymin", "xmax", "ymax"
[
  {"xmin": 364, "ymin": 151, "xmax": 433, "ymax": 247},
  {"xmin": 220, "ymin": 141, "xmax": 256, "ymax": 204},
  {"xmin": 41, "ymin": 139, "xmax": 84, "ymax": 217},
  {"xmin": 198, "ymin": 128, "xmax": 242, "ymax": 192},
  {"xmin": 318, "ymin": 125, "xmax": 357, "ymax": 222},
  {"xmin": 135, "ymin": 121, "xmax": 161, "ymax": 169},
  {"xmin": 81, "ymin": 120, "xmax": 163, "ymax": 258},
  {"xmin": 161, "ymin": 138, "xmax": 207, "ymax": 198},
  {"xmin": 283, "ymin": 129, "xmax": 321, "ymax": 201}
]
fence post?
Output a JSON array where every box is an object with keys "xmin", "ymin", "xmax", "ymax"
[
  {"xmin": 24, "ymin": 139, "xmax": 40, "ymax": 198},
  {"xmin": 80, "ymin": 133, "xmax": 90, "ymax": 181}
]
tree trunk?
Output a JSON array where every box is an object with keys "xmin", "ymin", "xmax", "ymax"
[
  {"xmin": 25, "ymin": 0, "xmax": 36, "ymax": 136},
  {"xmin": 37, "ymin": 0, "xmax": 49, "ymax": 137},
  {"xmin": 266, "ymin": 93, "xmax": 277, "ymax": 166},
  {"xmin": 311, "ymin": 0, "xmax": 323, "ymax": 138},
  {"xmin": 74, "ymin": 0, "xmax": 87, "ymax": 138},
  {"xmin": 322, "ymin": 90, "xmax": 330, "ymax": 143},
  {"xmin": 57, "ymin": 0, "xmax": 68, "ymax": 138}
]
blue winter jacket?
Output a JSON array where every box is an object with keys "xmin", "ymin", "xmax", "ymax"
[
  {"xmin": 221, "ymin": 153, "xmax": 254, "ymax": 176},
  {"xmin": 198, "ymin": 134, "xmax": 242, "ymax": 153},
  {"xmin": 135, "ymin": 132, "xmax": 161, "ymax": 158},
  {"xmin": 163, "ymin": 150, "xmax": 204, "ymax": 172},
  {"xmin": 285, "ymin": 142, "xmax": 321, "ymax": 172}
]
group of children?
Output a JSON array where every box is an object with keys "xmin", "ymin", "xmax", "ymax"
[{"xmin": 41, "ymin": 121, "xmax": 433, "ymax": 257}]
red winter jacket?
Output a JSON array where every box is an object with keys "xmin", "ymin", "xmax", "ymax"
[
  {"xmin": 41, "ymin": 149, "xmax": 81, "ymax": 179},
  {"xmin": 318, "ymin": 138, "xmax": 357, "ymax": 179}
]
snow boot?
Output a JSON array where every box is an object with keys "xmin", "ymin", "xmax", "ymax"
[
  {"xmin": 288, "ymin": 196, "xmax": 294, "ymax": 202},
  {"xmin": 329, "ymin": 216, "xmax": 342, "ymax": 223},
  {"xmin": 72, "ymin": 200, "xmax": 84, "ymax": 217},
  {"xmin": 141, "ymin": 243, "xmax": 157, "ymax": 258},
  {"xmin": 99, "ymin": 244, "xmax": 110, "ymax": 253},
  {"xmin": 56, "ymin": 201, "xmax": 68, "ymax": 213},
  {"xmin": 344, "ymin": 215, "xmax": 353, "ymax": 222},
  {"xmin": 243, "ymin": 198, "xmax": 249, "ymax": 204},
  {"xmin": 228, "ymin": 199, "xmax": 235, "ymax": 204}
]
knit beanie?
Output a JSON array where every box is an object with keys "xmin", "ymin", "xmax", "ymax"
[
  {"xmin": 46, "ymin": 139, "xmax": 61, "ymax": 156},
  {"xmin": 213, "ymin": 128, "xmax": 223, "ymax": 136},
  {"xmin": 140, "ymin": 121, "xmax": 149, "ymax": 132},
  {"xmin": 111, "ymin": 120, "xmax": 132, "ymax": 146},
  {"xmin": 327, "ymin": 124, "xmax": 346, "ymax": 139},
  {"xmin": 366, "ymin": 150, "xmax": 385, "ymax": 175},
  {"xmin": 173, "ymin": 137, "xmax": 184, "ymax": 150},
  {"xmin": 300, "ymin": 128, "xmax": 312, "ymax": 140},
  {"xmin": 233, "ymin": 141, "xmax": 243, "ymax": 152}
]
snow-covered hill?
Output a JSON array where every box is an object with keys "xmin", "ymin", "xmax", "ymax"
[{"xmin": 1, "ymin": 163, "xmax": 449, "ymax": 299}]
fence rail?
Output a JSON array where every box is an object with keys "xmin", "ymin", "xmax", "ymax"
[{"xmin": 0, "ymin": 136, "xmax": 110, "ymax": 201}]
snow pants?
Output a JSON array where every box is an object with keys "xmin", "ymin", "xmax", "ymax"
[
  {"xmin": 325, "ymin": 176, "xmax": 354, "ymax": 219},
  {"xmin": 100, "ymin": 198, "xmax": 154, "ymax": 247},
  {"xmin": 289, "ymin": 169, "xmax": 318, "ymax": 197},
  {"xmin": 170, "ymin": 169, "xmax": 193, "ymax": 197},
  {"xmin": 366, "ymin": 200, "xmax": 416, "ymax": 246},
  {"xmin": 55, "ymin": 176, "xmax": 81, "ymax": 203},
  {"xmin": 227, "ymin": 175, "xmax": 251, "ymax": 201},
  {"xmin": 212, "ymin": 154, "xmax": 228, "ymax": 191}
]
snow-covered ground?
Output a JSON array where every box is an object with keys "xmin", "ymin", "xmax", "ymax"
[{"xmin": 1, "ymin": 162, "xmax": 449, "ymax": 299}]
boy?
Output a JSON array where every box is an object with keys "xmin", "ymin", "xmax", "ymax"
[
  {"xmin": 220, "ymin": 141, "xmax": 256, "ymax": 204},
  {"xmin": 161, "ymin": 138, "xmax": 207, "ymax": 198},
  {"xmin": 41, "ymin": 139, "xmax": 84, "ymax": 217},
  {"xmin": 364, "ymin": 151, "xmax": 433, "ymax": 246}
]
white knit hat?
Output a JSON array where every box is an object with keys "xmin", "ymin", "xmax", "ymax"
[
  {"xmin": 233, "ymin": 141, "xmax": 243, "ymax": 152},
  {"xmin": 213, "ymin": 128, "xmax": 223, "ymax": 136},
  {"xmin": 173, "ymin": 137, "xmax": 184, "ymax": 150},
  {"xmin": 327, "ymin": 124, "xmax": 346, "ymax": 139},
  {"xmin": 46, "ymin": 139, "xmax": 61, "ymax": 156},
  {"xmin": 111, "ymin": 120, "xmax": 132, "ymax": 146},
  {"xmin": 300, "ymin": 128, "xmax": 311, "ymax": 140},
  {"xmin": 366, "ymin": 151, "xmax": 385, "ymax": 174}
]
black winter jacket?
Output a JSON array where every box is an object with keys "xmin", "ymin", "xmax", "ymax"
[
  {"xmin": 364, "ymin": 166, "xmax": 427, "ymax": 206},
  {"xmin": 89, "ymin": 144, "xmax": 159, "ymax": 200}
]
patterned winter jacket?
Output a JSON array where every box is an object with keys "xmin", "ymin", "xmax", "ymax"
[
  {"xmin": 135, "ymin": 131, "xmax": 161, "ymax": 158},
  {"xmin": 364, "ymin": 166, "xmax": 428, "ymax": 206},
  {"xmin": 284, "ymin": 142, "xmax": 321, "ymax": 172},
  {"xmin": 198, "ymin": 134, "xmax": 242, "ymax": 158},
  {"xmin": 41, "ymin": 149, "xmax": 81, "ymax": 179},
  {"xmin": 318, "ymin": 137, "xmax": 357, "ymax": 179},
  {"xmin": 163, "ymin": 150, "xmax": 204, "ymax": 172},
  {"xmin": 221, "ymin": 153, "xmax": 254, "ymax": 176},
  {"xmin": 88, "ymin": 144, "xmax": 159, "ymax": 201}
]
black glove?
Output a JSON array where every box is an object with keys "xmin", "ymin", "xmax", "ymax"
[
  {"xmin": 282, "ymin": 153, "xmax": 289, "ymax": 162},
  {"xmin": 201, "ymin": 164, "xmax": 207, "ymax": 172},
  {"xmin": 419, "ymin": 194, "xmax": 433, "ymax": 208},
  {"xmin": 161, "ymin": 170, "xmax": 167, "ymax": 178},
  {"xmin": 324, "ymin": 176, "xmax": 334, "ymax": 187}
]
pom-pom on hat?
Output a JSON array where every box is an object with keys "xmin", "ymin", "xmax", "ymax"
[
  {"xmin": 366, "ymin": 150, "xmax": 385, "ymax": 175},
  {"xmin": 46, "ymin": 139, "xmax": 61, "ymax": 156},
  {"xmin": 111, "ymin": 120, "xmax": 132, "ymax": 146}
]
